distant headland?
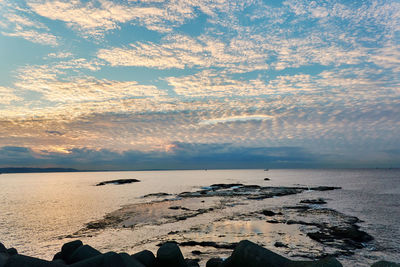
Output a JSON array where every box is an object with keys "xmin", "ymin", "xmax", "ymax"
[{"xmin": 0, "ymin": 167, "xmax": 82, "ymax": 174}]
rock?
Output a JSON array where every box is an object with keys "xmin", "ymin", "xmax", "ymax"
[
  {"xmin": 156, "ymin": 242, "xmax": 186, "ymax": 267},
  {"xmin": 96, "ymin": 179, "xmax": 140, "ymax": 186},
  {"xmin": 264, "ymin": 178, "xmax": 270, "ymax": 181},
  {"xmin": 191, "ymin": 250, "xmax": 202, "ymax": 255},
  {"xmin": 119, "ymin": 253, "xmax": 145, "ymax": 267},
  {"xmin": 261, "ymin": 210, "xmax": 280, "ymax": 216},
  {"xmin": 61, "ymin": 240, "xmax": 83, "ymax": 263},
  {"xmin": 220, "ymin": 240, "xmax": 342, "ymax": 267},
  {"xmin": 221, "ymin": 240, "xmax": 291, "ymax": 267},
  {"xmin": 309, "ymin": 186, "xmax": 341, "ymax": 191},
  {"xmin": 300, "ymin": 198, "xmax": 327, "ymax": 204},
  {"xmin": 274, "ymin": 242, "xmax": 288, "ymax": 248},
  {"xmin": 131, "ymin": 249, "xmax": 156, "ymax": 267},
  {"xmin": 185, "ymin": 259, "xmax": 200, "ymax": 267},
  {"xmin": 69, "ymin": 252, "xmax": 123, "ymax": 267},
  {"xmin": 68, "ymin": 245, "xmax": 101, "ymax": 264},
  {"xmin": 371, "ymin": 261, "xmax": 400, "ymax": 267},
  {"xmin": 4, "ymin": 254, "xmax": 65, "ymax": 267},
  {"xmin": 5, "ymin": 249, "xmax": 16, "ymax": 256},
  {"xmin": 52, "ymin": 252, "xmax": 62, "ymax": 261},
  {"xmin": 0, "ymin": 253, "xmax": 8, "ymax": 267},
  {"xmin": 206, "ymin": 258, "xmax": 223, "ymax": 267},
  {"xmin": 0, "ymin": 244, "xmax": 6, "ymax": 254},
  {"xmin": 142, "ymin": 193, "xmax": 171, "ymax": 198},
  {"xmin": 51, "ymin": 259, "xmax": 66, "ymax": 265},
  {"xmin": 179, "ymin": 241, "xmax": 237, "ymax": 249}
]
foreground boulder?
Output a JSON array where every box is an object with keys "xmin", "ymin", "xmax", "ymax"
[
  {"xmin": 220, "ymin": 240, "xmax": 342, "ymax": 267},
  {"xmin": 1, "ymin": 240, "xmax": 399, "ymax": 267},
  {"xmin": 132, "ymin": 250, "xmax": 156, "ymax": 267},
  {"xmin": 156, "ymin": 242, "xmax": 186, "ymax": 267},
  {"xmin": 4, "ymin": 254, "xmax": 65, "ymax": 267}
]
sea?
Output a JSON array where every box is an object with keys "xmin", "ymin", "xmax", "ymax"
[{"xmin": 0, "ymin": 169, "xmax": 399, "ymax": 266}]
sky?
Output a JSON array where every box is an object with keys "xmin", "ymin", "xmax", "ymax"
[{"xmin": 0, "ymin": 0, "xmax": 399, "ymax": 170}]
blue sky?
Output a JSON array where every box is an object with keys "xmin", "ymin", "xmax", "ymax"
[{"xmin": 0, "ymin": 0, "xmax": 399, "ymax": 169}]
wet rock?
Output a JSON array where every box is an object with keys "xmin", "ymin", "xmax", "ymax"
[
  {"xmin": 371, "ymin": 261, "xmax": 400, "ymax": 267},
  {"xmin": 274, "ymin": 242, "xmax": 288, "ymax": 248},
  {"xmin": 264, "ymin": 178, "xmax": 270, "ymax": 181},
  {"xmin": 61, "ymin": 240, "xmax": 83, "ymax": 263},
  {"xmin": 156, "ymin": 242, "xmax": 186, "ymax": 267},
  {"xmin": 206, "ymin": 258, "xmax": 224, "ymax": 267},
  {"xmin": 142, "ymin": 193, "xmax": 171, "ymax": 198},
  {"xmin": 261, "ymin": 210, "xmax": 281, "ymax": 216},
  {"xmin": 132, "ymin": 250, "xmax": 156, "ymax": 267},
  {"xmin": 300, "ymin": 198, "xmax": 327, "ymax": 204},
  {"xmin": 4, "ymin": 254, "xmax": 65, "ymax": 267},
  {"xmin": 179, "ymin": 241, "xmax": 237, "ymax": 250},
  {"xmin": 96, "ymin": 179, "xmax": 140, "ymax": 186},
  {"xmin": 68, "ymin": 245, "xmax": 101, "ymax": 264},
  {"xmin": 309, "ymin": 186, "xmax": 341, "ymax": 191},
  {"xmin": 307, "ymin": 225, "xmax": 373, "ymax": 249}
]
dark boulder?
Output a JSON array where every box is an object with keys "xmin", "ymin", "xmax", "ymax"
[
  {"xmin": 220, "ymin": 240, "xmax": 342, "ymax": 267},
  {"xmin": 4, "ymin": 254, "xmax": 65, "ymax": 267},
  {"xmin": 6, "ymin": 249, "xmax": 17, "ymax": 256},
  {"xmin": 0, "ymin": 243, "xmax": 6, "ymax": 253},
  {"xmin": 132, "ymin": 250, "xmax": 156, "ymax": 267},
  {"xmin": 185, "ymin": 259, "xmax": 200, "ymax": 267},
  {"xmin": 61, "ymin": 240, "xmax": 83, "ymax": 263},
  {"xmin": 206, "ymin": 258, "xmax": 223, "ymax": 267},
  {"xmin": 68, "ymin": 245, "xmax": 101, "ymax": 264},
  {"xmin": 119, "ymin": 253, "xmax": 145, "ymax": 267},
  {"xmin": 156, "ymin": 242, "xmax": 186, "ymax": 267}
]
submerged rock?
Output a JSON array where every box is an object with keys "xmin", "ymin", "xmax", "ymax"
[
  {"xmin": 371, "ymin": 261, "xmax": 400, "ymax": 267},
  {"xmin": 300, "ymin": 198, "xmax": 327, "ymax": 205},
  {"xmin": 96, "ymin": 179, "xmax": 140, "ymax": 186}
]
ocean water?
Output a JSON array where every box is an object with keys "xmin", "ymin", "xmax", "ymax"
[{"xmin": 0, "ymin": 169, "xmax": 399, "ymax": 265}]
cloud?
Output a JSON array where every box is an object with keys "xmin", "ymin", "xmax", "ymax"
[
  {"xmin": 27, "ymin": 0, "xmax": 199, "ymax": 37},
  {"xmin": 13, "ymin": 64, "xmax": 166, "ymax": 103},
  {"xmin": 0, "ymin": 86, "xmax": 22, "ymax": 105},
  {"xmin": 0, "ymin": 4, "xmax": 58, "ymax": 46},
  {"xmin": 1, "ymin": 30, "xmax": 58, "ymax": 46},
  {"xmin": 199, "ymin": 115, "xmax": 274, "ymax": 125}
]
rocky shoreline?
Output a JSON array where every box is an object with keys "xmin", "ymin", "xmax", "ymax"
[
  {"xmin": 1, "ymin": 240, "xmax": 398, "ymax": 267},
  {"xmin": 2, "ymin": 182, "xmax": 398, "ymax": 266}
]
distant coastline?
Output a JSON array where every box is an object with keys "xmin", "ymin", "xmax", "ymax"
[{"xmin": 1, "ymin": 167, "xmax": 399, "ymax": 174}]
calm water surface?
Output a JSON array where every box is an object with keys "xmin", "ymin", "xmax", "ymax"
[{"xmin": 0, "ymin": 169, "xmax": 399, "ymax": 264}]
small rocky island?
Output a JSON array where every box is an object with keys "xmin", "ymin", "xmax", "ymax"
[
  {"xmin": 96, "ymin": 179, "xmax": 140, "ymax": 186},
  {"xmin": 0, "ymin": 240, "xmax": 398, "ymax": 267}
]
